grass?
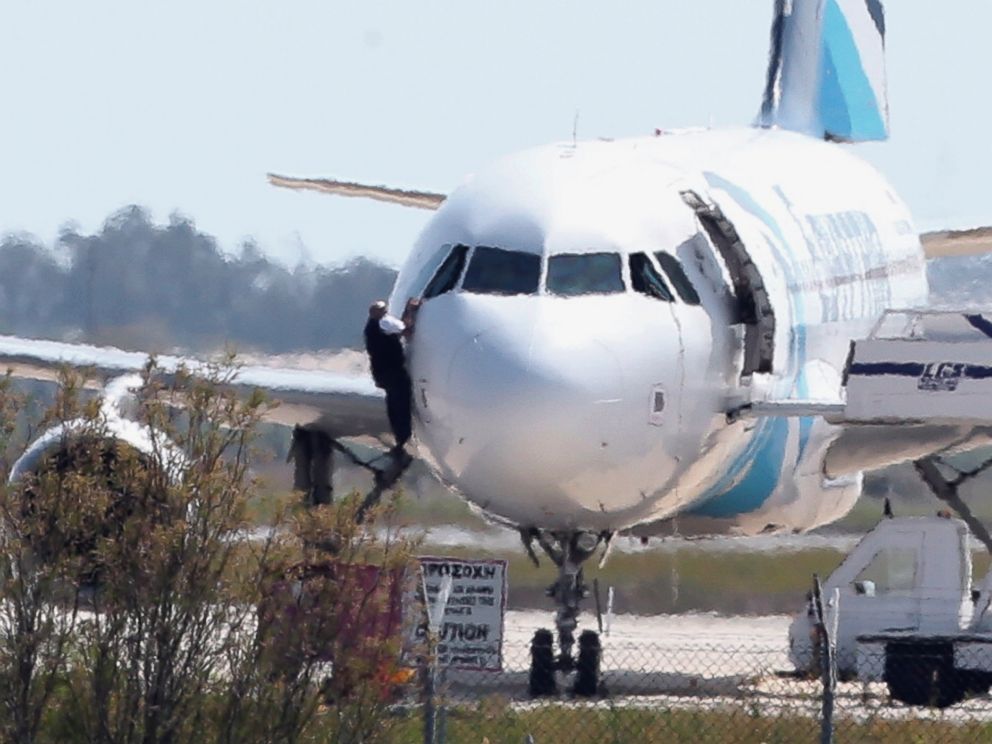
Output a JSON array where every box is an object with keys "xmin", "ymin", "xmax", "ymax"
[
  {"xmin": 243, "ymin": 465, "xmax": 992, "ymax": 616},
  {"xmin": 831, "ymin": 494, "xmax": 992, "ymax": 533},
  {"xmin": 423, "ymin": 541, "xmax": 848, "ymax": 615},
  {"xmin": 247, "ymin": 467, "xmax": 487, "ymax": 531},
  {"xmin": 240, "ymin": 486, "xmax": 864, "ymax": 615},
  {"xmin": 355, "ymin": 702, "xmax": 992, "ymax": 743}
]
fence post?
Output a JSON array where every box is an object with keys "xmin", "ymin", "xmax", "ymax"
[
  {"xmin": 812, "ymin": 574, "xmax": 835, "ymax": 744},
  {"xmin": 423, "ymin": 654, "xmax": 436, "ymax": 744},
  {"xmin": 437, "ymin": 666, "xmax": 448, "ymax": 744},
  {"xmin": 422, "ymin": 571, "xmax": 453, "ymax": 744}
]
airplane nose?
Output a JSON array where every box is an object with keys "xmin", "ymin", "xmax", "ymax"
[
  {"xmin": 437, "ymin": 320, "xmax": 630, "ymax": 516},
  {"xmin": 451, "ymin": 325, "xmax": 624, "ymax": 436}
]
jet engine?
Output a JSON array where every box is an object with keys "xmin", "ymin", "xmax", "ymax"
[{"xmin": 6, "ymin": 415, "xmax": 184, "ymax": 585}]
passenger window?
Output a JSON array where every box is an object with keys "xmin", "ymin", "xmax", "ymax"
[
  {"xmin": 655, "ymin": 251, "xmax": 701, "ymax": 305},
  {"xmin": 547, "ymin": 252, "xmax": 624, "ymax": 297},
  {"xmin": 855, "ymin": 548, "xmax": 918, "ymax": 594},
  {"xmin": 629, "ymin": 253, "xmax": 673, "ymax": 302},
  {"xmin": 423, "ymin": 244, "xmax": 468, "ymax": 299},
  {"xmin": 461, "ymin": 246, "xmax": 541, "ymax": 296}
]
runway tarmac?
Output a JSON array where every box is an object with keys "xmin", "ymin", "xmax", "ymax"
[
  {"xmin": 441, "ymin": 610, "xmax": 992, "ymax": 725},
  {"xmin": 443, "ymin": 611, "xmax": 793, "ymax": 701},
  {"xmin": 501, "ymin": 609, "xmax": 791, "ymax": 675},
  {"xmin": 420, "ymin": 524, "xmax": 862, "ymax": 554}
]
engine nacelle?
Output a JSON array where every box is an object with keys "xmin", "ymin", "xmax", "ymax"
[
  {"xmin": 8, "ymin": 416, "xmax": 183, "ymax": 487},
  {"xmin": 6, "ymin": 416, "xmax": 184, "ymax": 585}
]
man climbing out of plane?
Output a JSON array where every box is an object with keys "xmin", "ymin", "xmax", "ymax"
[{"xmin": 364, "ymin": 298, "xmax": 419, "ymax": 461}]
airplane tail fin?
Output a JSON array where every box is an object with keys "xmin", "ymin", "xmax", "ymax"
[{"xmin": 759, "ymin": 0, "xmax": 888, "ymax": 142}]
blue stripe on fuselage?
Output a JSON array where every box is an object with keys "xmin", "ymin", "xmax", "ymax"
[
  {"xmin": 689, "ymin": 417, "xmax": 790, "ymax": 518},
  {"xmin": 690, "ymin": 173, "xmax": 815, "ymax": 519}
]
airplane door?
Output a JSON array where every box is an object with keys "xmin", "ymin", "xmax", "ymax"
[{"xmin": 680, "ymin": 190, "xmax": 776, "ymax": 380}]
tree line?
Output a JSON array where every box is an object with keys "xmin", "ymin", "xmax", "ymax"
[
  {"xmin": 3, "ymin": 206, "xmax": 981, "ymax": 355},
  {"xmin": 0, "ymin": 207, "xmax": 398, "ymax": 353}
]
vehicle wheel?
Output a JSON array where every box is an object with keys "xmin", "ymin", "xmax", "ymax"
[
  {"xmin": 885, "ymin": 655, "xmax": 933, "ymax": 706},
  {"xmin": 885, "ymin": 644, "xmax": 964, "ymax": 708},
  {"xmin": 573, "ymin": 629, "xmax": 601, "ymax": 697},
  {"xmin": 529, "ymin": 628, "xmax": 557, "ymax": 697},
  {"xmin": 935, "ymin": 671, "xmax": 966, "ymax": 708}
]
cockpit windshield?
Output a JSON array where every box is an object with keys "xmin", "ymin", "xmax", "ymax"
[
  {"xmin": 461, "ymin": 246, "xmax": 541, "ymax": 296},
  {"xmin": 423, "ymin": 244, "xmax": 469, "ymax": 299},
  {"xmin": 655, "ymin": 251, "xmax": 701, "ymax": 305},
  {"xmin": 629, "ymin": 253, "xmax": 673, "ymax": 301},
  {"xmin": 546, "ymin": 252, "xmax": 624, "ymax": 297}
]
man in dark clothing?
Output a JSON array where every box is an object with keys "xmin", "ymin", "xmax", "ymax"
[{"xmin": 364, "ymin": 300, "xmax": 417, "ymax": 453}]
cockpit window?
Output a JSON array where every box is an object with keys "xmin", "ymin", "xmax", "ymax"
[
  {"xmin": 423, "ymin": 244, "xmax": 468, "ymax": 299},
  {"xmin": 655, "ymin": 251, "xmax": 701, "ymax": 305},
  {"xmin": 629, "ymin": 253, "xmax": 673, "ymax": 301},
  {"xmin": 461, "ymin": 246, "xmax": 541, "ymax": 296},
  {"xmin": 546, "ymin": 252, "xmax": 624, "ymax": 297}
]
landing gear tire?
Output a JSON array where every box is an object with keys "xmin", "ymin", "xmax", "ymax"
[
  {"xmin": 572, "ymin": 629, "xmax": 601, "ymax": 697},
  {"xmin": 525, "ymin": 530, "xmax": 610, "ymax": 697},
  {"xmin": 529, "ymin": 628, "xmax": 557, "ymax": 697}
]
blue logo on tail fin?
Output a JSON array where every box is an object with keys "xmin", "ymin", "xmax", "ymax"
[
  {"xmin": 819, "ymin": 0, "xmax": 887, "ymax": 141},
  {"xmin": 760, "ymin": 0, "xmax": 888, "ymax": 143}
]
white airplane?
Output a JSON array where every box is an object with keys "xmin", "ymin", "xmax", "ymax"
[{"xmin": 3, "ymin": 0, "xmax": 990, "ymax": 690}]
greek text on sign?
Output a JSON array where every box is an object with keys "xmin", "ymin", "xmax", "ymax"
[{"xmin": 418, "ymin": 556, "xmax": 507, "ymax": 672}]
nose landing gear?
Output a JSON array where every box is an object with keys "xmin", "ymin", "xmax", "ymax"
[{"xmin": 523, "ymin": 530, "xmax": 608, "ymax": 697}]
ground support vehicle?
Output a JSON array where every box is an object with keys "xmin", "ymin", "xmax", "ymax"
[{"xmin": 789, "ymin": 515, "xmax": 992, "ymax": 707}]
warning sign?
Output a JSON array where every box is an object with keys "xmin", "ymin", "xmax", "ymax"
[{"xmin": 417, "ymin": 556, "xmax": 508, "ymax": 671}]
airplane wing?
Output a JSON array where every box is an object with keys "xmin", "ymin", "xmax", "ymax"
[
  {"xmin": 267, "ymin": 173, "xmax": 445, "ymax": 211},
  {"xmin": 265, "ymin": 173, "xmax": 992, "ymax": 258},
  {"xmin": 0, "ymin": 334, "xmax": 389, "ymax": 440}
]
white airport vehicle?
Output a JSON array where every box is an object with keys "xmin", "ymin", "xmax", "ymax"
[
  {"xmin": 789, "ymin": 515, "xmax": 992, "ymax": 708},
  {"xmin": 3, "ymin": 0, "xmax": 992, "ymax": 694}
]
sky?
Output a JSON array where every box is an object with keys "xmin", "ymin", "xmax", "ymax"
[{"xmin": 1, "ymin": 1, "xmax": 990, "ymax": 268}]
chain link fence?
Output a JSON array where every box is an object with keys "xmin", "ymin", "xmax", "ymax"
[{"xmin": 378, "ymin": 630, "xmax": 992, "ymax": 743}]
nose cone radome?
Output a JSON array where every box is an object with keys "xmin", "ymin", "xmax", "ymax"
[
  {"xmin": 434, "ymin": 318, "xmax": 638, "ymax": 522},
  {"xmin": 410, "ymin": 293, "xmax": 688, "ymax": 529}
]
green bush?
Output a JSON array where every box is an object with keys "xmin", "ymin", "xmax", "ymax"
[{"xmin": 0, "ymin": 363, "xmax": 419, "ymax": 744}]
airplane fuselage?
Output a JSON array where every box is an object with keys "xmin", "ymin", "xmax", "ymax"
[{"xmin": 390, "ymin": 127, "xmax": 927, "ymax": 535}]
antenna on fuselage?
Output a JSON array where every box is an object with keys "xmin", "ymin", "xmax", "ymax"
[{"xmin": 572, "ymin": 109, "xmax": 580, "ymax": 147}]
